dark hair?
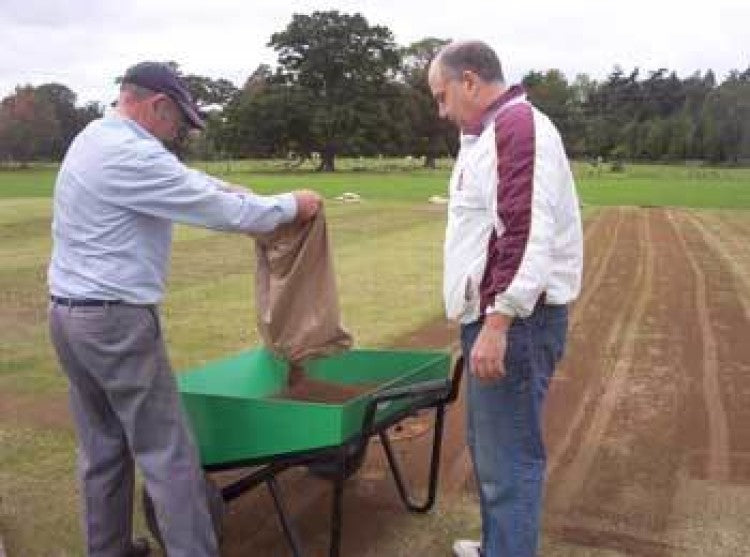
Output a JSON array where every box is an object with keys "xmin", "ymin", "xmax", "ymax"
[{"xmin": 438, "ymin": 41, "xmax": 504, "ymax": 83}]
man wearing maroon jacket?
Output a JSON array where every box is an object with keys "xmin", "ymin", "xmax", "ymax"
[{"xmin": 429, "ymin": 41, "xmax": 583, "ymax": 557}]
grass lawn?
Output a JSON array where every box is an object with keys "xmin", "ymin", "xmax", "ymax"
[
  {"xmin": 2, "ymin": 159, "xmax": 750, "ymax": 208},
  {"xmin": 0, "ymin": 160, "xmax": 748, "ymax": 554}
]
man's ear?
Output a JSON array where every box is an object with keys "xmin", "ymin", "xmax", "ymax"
[
  {"xmin": 153, "ymin": 95, "xmax": 170, "ymax": 121},
  {"xmin": 462, "ymin": 70, "xmax": 480, "ymax": 97}
]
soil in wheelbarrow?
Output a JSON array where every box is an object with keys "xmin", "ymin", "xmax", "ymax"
[{"xmin": 275, "ymin": 363, "xmax": 376, "ymax": 403}]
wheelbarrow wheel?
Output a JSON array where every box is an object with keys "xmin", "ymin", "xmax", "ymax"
[
  {"xmin": 142, "ymin": 474, "xmax": 225, "ymax": 548},
  {"xmin": 307, "ymin": 440, "xmax": 368, "ymax": 481}
]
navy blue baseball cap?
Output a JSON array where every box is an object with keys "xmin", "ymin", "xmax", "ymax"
[{"xmin": 121, "ymin": 62, "xmax": 205, "ymax": 129}]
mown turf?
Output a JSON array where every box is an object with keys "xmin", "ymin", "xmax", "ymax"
[{"xmin": 2, "ymin": 160, "xmax": 749, "ymax": 208}]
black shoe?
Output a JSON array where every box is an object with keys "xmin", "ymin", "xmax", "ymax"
[{"xmin": 126, "ymin": 537, "xmax": 151, "ymax": 557}]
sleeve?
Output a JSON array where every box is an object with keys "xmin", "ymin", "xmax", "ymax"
[
  {"xmin": 484, "ymin": 105, "xmax": 554, "ymax": 318},
  {"xmin": 102, "ymin": 145, "xmax": 297, "ymax": 233}
]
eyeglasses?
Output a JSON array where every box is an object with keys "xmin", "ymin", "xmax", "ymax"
[{"xmin": 176, "ymin": 119, "xmax": 190, "ymax": 143}]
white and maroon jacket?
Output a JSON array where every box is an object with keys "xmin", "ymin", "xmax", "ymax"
[{"xmin": 443, "ymin": 85, "xmax": 582, "ymax": 323}]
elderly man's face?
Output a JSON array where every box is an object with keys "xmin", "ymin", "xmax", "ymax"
[
  {"xmin": 428, "ymin": 62, "xmax": 478, "ymax": 130},
  {"xmin": 149, "ymin": 94, "xmax": 189, "ymax": 143}
]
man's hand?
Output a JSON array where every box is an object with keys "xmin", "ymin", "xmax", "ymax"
[
  {"xmin": 292, "ymin": 189, "xmax": 323, "ymax": 222},
  {"xmin": 470, "ymin": 313, "xmax": 512, "ymax": 382}
]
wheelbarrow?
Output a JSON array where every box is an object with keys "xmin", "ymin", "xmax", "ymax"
[{"xmin": 142, "ymin": 347, "xmax": 464, "ymax": 556}]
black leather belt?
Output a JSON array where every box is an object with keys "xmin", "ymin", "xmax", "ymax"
[{"xmin": 50, "ymin": 296, "xmax": 123, "ymax": 307}]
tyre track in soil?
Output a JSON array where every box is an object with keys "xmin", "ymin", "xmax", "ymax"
[
  {"xmin": 572, "ymin": 208, "xmax": 623, "ymax": 329},
  {"xmin": 544, "ymin": 208, "xmax": 750, "ymax": 556},
  {"xmin": 665, "ymin": 210, "xmax": 730, "ymax": 481},
  {"xmin": 544, "ymin": 207, "xmax": 640, "ymax": 478},
  {"xmin": 546, "ymin": 209, "xmax": 654, "ymax": 509},
  {"xmin": 554, "ymin": 209, "xmax": 710, "ymax": 548},
  {"xmin": 668, "ymin": 211, "xmax": 750, "ymax": 482},
  {"xmin": 545, "ymin": 208, "xmax": 626, "ymax": 458},
  {"xmin": 682, "ymin": 212, "xmax": 750, "ymax": 323},
  {"xmin": 545, "ymin": 209, "xmax": 698, "ymax": 556}
]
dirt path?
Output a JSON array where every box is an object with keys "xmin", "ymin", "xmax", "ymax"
[
  {"xmin": 666, "ymin": 210, "xmax": 730, "ymax": 481},
  {"xmin": 549, "ymin": 209, "xmax": 655, "ymax": 506},
  {"xmin": 544, "ymin": 208, "xmax": 750, "ymax": 556}
]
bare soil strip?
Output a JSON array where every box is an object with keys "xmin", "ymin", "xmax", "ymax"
[
  {"xmin": 683, "ymin": 211, "xmax": 750, "ymax": 322},
  {"xmin": 569, "ymin": 208, "xmax": 624, "ymax": 329},
  {"xmin": 666, "ymin": 210, "xmax": 730, "ymax": 481},
  {"xmin": 668, "ymin": 211, "xmax": 750, "ymax": 479},
  {"xmin": 546, "ymin": 208, "xmax": 642, "ymax": 477},
  {"xmin": 543, "ymin": 208, "xmax": 750, "ymax": 556},
  {"xmin": 548, "ymin": 209, "xmax": 654, "ymax": 507}
]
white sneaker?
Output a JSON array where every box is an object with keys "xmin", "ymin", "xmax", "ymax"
[{"xmin": 452, "ymin": 539, "xmax": 482, "ymax": 557}]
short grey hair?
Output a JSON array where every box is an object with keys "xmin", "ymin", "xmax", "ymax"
[{"xmin": 437, "ymin": 41, "xmax": 504, "ymax": 83}]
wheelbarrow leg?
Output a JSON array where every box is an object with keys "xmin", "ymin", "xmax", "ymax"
[
  {"xmin": 380, "ymin": 403, "xmax": 446, "ymax": 512},
  {"xmin": 329, "ymin": 452, "xmax": 346, "ymax": 557},
  {"xmin": 266, "ymin": 476, "xmax": 304, "ymax": 557}
]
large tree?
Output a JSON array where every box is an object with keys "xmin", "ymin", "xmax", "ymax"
[
  {"xmin": 268, "ymin": 10, "xmax": 402, "ymax": 170},
  {"xmin": 0, "ymin": 84, "xmax": 101, "ymax": 162},
  {"xmin": 182, "ymin": 74, "xmax": 239, "ymax": 109},
  {"xmin": 34, "ymin": 83, "xmax": 79, "ymax": 158},
  {"xmin": 400, "ymin": 37, "xmax": 456, "ymax": 167},
  {"xmin": 0, "ymin": 86, "xmax": 60, "ymax": 162},
  {"xmin": 522, "ymin": 69, "xmax": 579, "ymax": 153}
]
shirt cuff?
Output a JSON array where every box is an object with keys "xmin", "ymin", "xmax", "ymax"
[
  {"xmin": 273, "ymin": 193, "xmax": 297, "ymax": 223},
  {"xmin": 485, "ymin": 296, "xmax": 519, "ymax": 318}
]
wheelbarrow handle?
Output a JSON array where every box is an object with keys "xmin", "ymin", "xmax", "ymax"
[
  {"xmin": 360, "ymin": 356, "xmax": 465, "ymax": 436},
  {"xmin": 369, "ymin": 377, "xmax": 452, "ymax": 405},
  {"xmin": 360, "ymin": 377, "xmax": 449, "ymax": 438},
  {"xmin": 367, "ymin": 355, "xmax": 465, "ymax": 407}
]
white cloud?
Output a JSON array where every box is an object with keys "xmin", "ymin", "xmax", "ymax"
[{"xmin": 0, "ymin": 0, "xmax": 747, "ymax": 105}]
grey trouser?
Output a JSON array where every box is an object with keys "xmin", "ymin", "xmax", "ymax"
[{"xmin": 49, "ymin": 302, "xmax": 218, "ymax": 557}]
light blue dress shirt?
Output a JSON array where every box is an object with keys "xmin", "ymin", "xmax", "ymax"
[{"xmin": 48, "ymin": 115, "xmax": 297, "ymax": 304}]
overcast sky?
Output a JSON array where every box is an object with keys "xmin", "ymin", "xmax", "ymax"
[{"xmin": 1, "ymin": 0, "xmax": 748, "ymax": 106}]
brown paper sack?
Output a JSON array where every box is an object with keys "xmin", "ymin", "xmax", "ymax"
[{"xmin": 254, "ymin": 209, "xmax": 353, "ymax": 362}]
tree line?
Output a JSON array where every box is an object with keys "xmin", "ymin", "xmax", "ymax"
[{"xmin": 1, "ymin": 10, "xmax": 748, "ymax": 168}]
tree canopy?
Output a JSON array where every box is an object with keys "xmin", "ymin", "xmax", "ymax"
[{"xmin": 1, "ymin": 11, "xmax": 748, "ymax": 166}]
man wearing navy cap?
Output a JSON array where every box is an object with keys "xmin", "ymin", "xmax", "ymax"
[{"xmin": 47, "ymin": 62, "xmax": 321, "ymax": 556}]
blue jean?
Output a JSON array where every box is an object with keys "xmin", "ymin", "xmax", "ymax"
[{"xmin": 461, "ymin": 304, "xmax": 568, "ymax": 557}]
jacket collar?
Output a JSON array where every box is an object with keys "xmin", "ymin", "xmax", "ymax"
[{"xmin": 461, "ymin": 84, "xmax": 527, "ymax": 136}]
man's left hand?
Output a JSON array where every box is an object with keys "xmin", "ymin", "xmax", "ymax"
[{"xmin": 470, "ymin": 313, "xmax": 512, "ymax": 382}]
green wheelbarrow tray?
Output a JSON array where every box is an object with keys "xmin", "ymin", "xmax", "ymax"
[
  {"xmin": 144, "ymin": 349, "xmax": 464, "ymax": 556},
  {"xmin": 178, "ymin": 347, "xmax": 453, "ymax": 468}
]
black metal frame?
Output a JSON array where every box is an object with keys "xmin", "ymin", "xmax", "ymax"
[{"xmin": 146, "ymin": 358, "xmax": 465, "ymax": 557}]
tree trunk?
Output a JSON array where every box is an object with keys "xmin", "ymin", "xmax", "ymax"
[{"xmin": 317, "ymin": 142, "xmax": 336, "ymax": 172}]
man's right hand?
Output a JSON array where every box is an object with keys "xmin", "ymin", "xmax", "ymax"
[{"xmin": 292, "ymin": 189, "xmax": 323, "ymax": 222}]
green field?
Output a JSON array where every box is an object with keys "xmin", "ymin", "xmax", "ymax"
[
  {"xmin": 3, "ymin": 159, "xmax": 750, "ymax": 208},
  {"xmin": 1, "ymin": 161, "xmax": 749, "ymax": 555}
]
